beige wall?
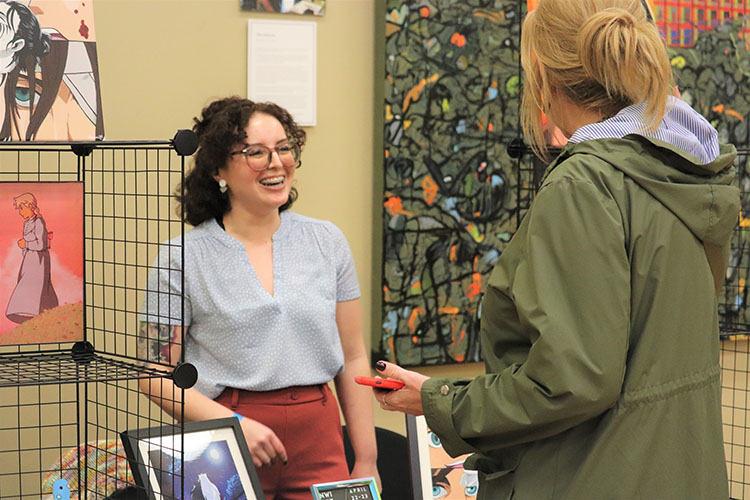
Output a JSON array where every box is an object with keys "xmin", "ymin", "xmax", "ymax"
[{"xmin": 93, "ymin": 0, "xmax": 481, "ymax": 435}]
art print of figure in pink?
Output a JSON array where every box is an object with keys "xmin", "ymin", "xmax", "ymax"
[{"xmin": 5, "ymin": 192, "xmax": 58, "ymax": 323}]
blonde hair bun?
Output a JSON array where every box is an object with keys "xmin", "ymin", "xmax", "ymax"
[
  {"xmin": 579, "ymin": 8, "xmax": 646, "ymax": 100},
  {"xmin": 521, "ymin": 0, "xmax": 673, "ymax": 157}
]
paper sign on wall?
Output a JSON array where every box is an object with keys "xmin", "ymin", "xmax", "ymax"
[{"xmin": 248, "ymin": 19, "xmax": 317, "ymax": 126}]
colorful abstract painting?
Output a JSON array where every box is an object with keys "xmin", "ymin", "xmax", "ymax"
[
  {"xmin": 0, "ymin": 0, "xmax": 104, "ymax": 140},
  {"xmin": 240, "ymin": 0, "xmax": 325, "ymax": 16},
  {"xmin": 378, "ymin": 1, "xmax": 529, "ymax": 366},
  {"xmin": 0, "ymin": 182, "xmax": 83, "ymax": 344},
  {"xmin": 379, "ymin": 0, "xmax": 750, "ymax": 366}
]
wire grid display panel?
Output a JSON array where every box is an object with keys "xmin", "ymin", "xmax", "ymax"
[
  {"xmin": 83, "ymin": 376, "xmax": 186, "ymax": 500},
  {"xmin": 85, "ymin": 144, "xmax": 185, "ymax": 362},
  {"xmin": 0, "ymin": 141, "xmax": 189, "ymax": 500},
  {"xmin": 83, "ymin": 143, "xmax": 187, "ymax": 500},
  {"xmin": 723, "ymin": 147, "xmax": 750, "ymax": 499}
]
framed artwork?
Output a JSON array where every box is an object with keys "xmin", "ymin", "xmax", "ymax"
[
  {"xmin": 240, "ymin": 0, "xmax": 325, "ymax": 16},
  {"xmin": 310, "ymin": 477, "xmax": 380, "ymax": 500},
  {"xmin": 0, "ymin": 182, "xmax": 83, "ymax": 344},
  {"xmin": 0, "ymin": 0, "xmax": 104, "ymax": 140},
  {"xmin": 406, "ymin": 415, "xmax": 478, "ymax": 500},
  {"xmin": 378, "ymin": 0, "xmax": 529, "ymax": 367},
  {"xmin": 121, "ymin": 418, "xmax": 264, "ymax": 500}
]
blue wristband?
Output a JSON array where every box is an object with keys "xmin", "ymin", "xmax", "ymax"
[{"xmin": 233, "ymin": 412, "xmax": 243, "ymax": 422}]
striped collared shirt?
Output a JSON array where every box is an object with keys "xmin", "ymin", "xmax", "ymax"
[{"xmin": 568, "ymin": 97, "xmax": 720, "ymax": 164}]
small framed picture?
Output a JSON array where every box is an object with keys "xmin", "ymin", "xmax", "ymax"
[
  {"xmin": 240, "ymin": 0, "xmax": 326, "ymax": 16},
  {"xmin": 310, "ymin": 477, "xmax": 380, "ymax": 500},
  {"xmin": 406, "ymin": 414, "xmax": 479, "ymax": 499},
  {"xmin": 121, "ymin": 417, "xmax": 264, "ymax": 500}
]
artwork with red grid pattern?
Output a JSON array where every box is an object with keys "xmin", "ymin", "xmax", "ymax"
[{"xmin": 650, "ymin": 0, "xmax": 750, "ymax": 47}]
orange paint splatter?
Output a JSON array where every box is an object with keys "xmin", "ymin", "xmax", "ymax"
[
  {"xmin": 412, "ymin": 336, "xmax": 419, "ymax": 344},
  {"xmin": 385, "ymin": 149, "xmax": 390, "ymax": 158},
  {"xmin": 422, "ymin": 175, "xmax": 438, "ymax": 205},
  {"xmin": 438, "ymin": 306, "xmax": 460, "ymax": 315},
  {"xmin": 450, "ymin": 33, "xmax": 466, "ymax": 47},
  {"xmin": 403, "ymin": 73, "xmax": 440, "ymax": 112},
  {"xmin": 466, "ymin": 273, "xmax": 482, "ymax": 300},
  {"xmin": 713, "ymin": 104, "xmax": 745, "ymax": 121},
  {"xmin": 420, "ymin": 6, "xmax": 430, "ymax": 17},
  {"xmin": 449, "ymin": 245, "xmax": 457, "ymax": 261},
  {"xmin": 383, "ymin": 286, "xmax": 390, "ymax": 302},
  {"xmin": 488, "ymin": 123, "xmax": 494, "ymax": 132},
  {"xmin": 473, "ymin": 10, "xmax": 502, "ymax": 22},
  {"xmin": 466, "ymin": 257, "xmax": 482, "ymax": 300},
  {"xmin": 740, "ymin": 209, "xmax": 750, "ymax": 228},
  {"xmin": 384, "ymin": 196, "xmax": 413, "ymax": 216},
  {"xmin": 408, "ymin": 307, "xmax": 425, "ymax": 333}
]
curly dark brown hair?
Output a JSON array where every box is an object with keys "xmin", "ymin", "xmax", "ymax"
[{"xmin": 177, "ymin": 97, "xmax": 306, "ymax": 226}]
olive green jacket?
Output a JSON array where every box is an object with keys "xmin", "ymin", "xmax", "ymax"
[{"xmin": 422, "ymin": 136, "xmax": 739, "ymax": 499}]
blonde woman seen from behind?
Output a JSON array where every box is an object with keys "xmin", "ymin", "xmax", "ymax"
[{"xmin": 370, "ymin": 1, "xmax": 738, "ymax": 498}]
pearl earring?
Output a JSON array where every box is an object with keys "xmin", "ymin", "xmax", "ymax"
[{"xmin": 218, "ymin": 179, "xmax": 228, "ymax": 194}]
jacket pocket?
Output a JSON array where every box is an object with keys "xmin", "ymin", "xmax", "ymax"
[
  {"xmin": 476, "ymin": 469, "xmax": 515, "ymax": 500},
  {"xmin": 470, "ymin": 445, "xmax": 527, "ymax": 500}
]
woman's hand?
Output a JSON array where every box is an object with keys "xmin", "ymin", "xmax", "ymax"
[
  {"xmin": 372, "ymin": 361, "xmax": 429, "ymax": 415},
  {"xmin": 17, "ymin": 238, "xmax": 25, "ymax": 249},
  {"xmin": 239, "ymin": 417, "xmax": 288, "ymax": 468},
  {"xmin": 350, "ymin": 461, "xmax": 382, "ymax": 492}
]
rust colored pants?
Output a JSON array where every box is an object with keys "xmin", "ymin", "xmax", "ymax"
[{"xmin": 216, "ymin": 384, "xmax": 350, "ymax": 500}]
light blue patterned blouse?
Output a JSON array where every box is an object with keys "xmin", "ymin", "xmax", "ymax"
[{"xmin": 141, "ymin": 211, "xmax": 361, "ymax": 399}]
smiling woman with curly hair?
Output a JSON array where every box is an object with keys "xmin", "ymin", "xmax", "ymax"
[{"xmin": 139, "ymin": 97, "xmax": 380, "ymax": 500}]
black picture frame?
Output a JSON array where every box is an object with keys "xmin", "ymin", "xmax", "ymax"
[{"xmin": 121, "ymin": 417, "xmax": 265, "ymax": 500}]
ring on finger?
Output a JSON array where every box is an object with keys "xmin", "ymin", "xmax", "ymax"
[{"xmin": 382, "ymin": 392, "xmax": 390, "ymax": 407}]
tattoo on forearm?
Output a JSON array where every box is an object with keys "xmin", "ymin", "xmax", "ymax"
[{"xmin": 138, "ymin": 321, "xmax": 179, "ymax": 364}]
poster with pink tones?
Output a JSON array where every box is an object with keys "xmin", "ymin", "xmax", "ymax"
[
  {"xmin": 0, "ymin": 0, "xmax": 103, "ymax": 140},
  {"xmin": 0, "ymin": 182, "xmax": 83, "ymax": 344}
]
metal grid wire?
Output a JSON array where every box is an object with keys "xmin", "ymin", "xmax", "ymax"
[
  {"xmin": 0, "ymin": 138, "xmax": 192, "ymax": 500},
  {"xmin": 722, "ymin": 147, "xmax": 750, "ymax": 499}
]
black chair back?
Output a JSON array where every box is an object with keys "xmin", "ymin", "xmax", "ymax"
[{"xmin": 342, "ymin": 425, "xmax": 413, "ymax": 500}]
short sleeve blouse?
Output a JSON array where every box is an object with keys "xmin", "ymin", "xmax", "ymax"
[{"xmin": 141, "ymin": 211, "xmax": 361, "ymax": 399}]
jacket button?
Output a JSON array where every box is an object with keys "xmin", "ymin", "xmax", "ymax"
[{"xmin": 440, "ymin": 384, "xmax": 450, "ymax": 396}]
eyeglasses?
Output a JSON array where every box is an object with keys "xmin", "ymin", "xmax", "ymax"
[{"xmin": 229, "ymin": 142, "xmax": 301, "ymax": 171}]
